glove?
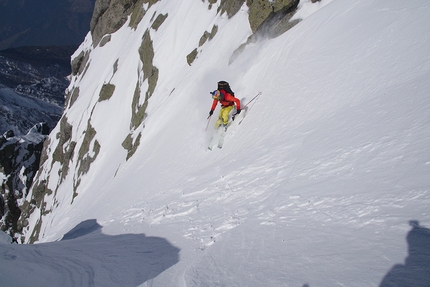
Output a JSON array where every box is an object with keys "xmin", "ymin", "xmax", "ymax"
[
  {"xmin": 236, "ymin": 109, "xmax": 241, "ymax": 115},
  {"xmin": 209, "ymin": 110, "xmax": 214, "ymax": 116}
]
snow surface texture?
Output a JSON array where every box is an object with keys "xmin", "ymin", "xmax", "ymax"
[{"xmin": 3, "ymin": 0, "xmax": 430, "ymax": 286}]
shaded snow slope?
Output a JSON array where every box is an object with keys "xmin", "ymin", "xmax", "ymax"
[
  {"xmin": 11, "ymin": 0, "xmax": 430, "ymax": 286},
  {"xmin": 1, "ymin": 220, "xmax": 179, "ymax": 287}
]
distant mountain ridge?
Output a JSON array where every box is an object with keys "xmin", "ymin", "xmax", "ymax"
[
  {"xmin": 0, "ymin": 46, "xmax": 73, "ymax": 135},
  {"xmin": 0, "ymin": 45, "xmax": 75, "ymax": 72},
  {"xmin": 0, "ymin": 45, "xmax": 74, "ymax": 87},
  {"xmin": 0, "ymin": 0, "xmax": 95, "ymax": 50}
]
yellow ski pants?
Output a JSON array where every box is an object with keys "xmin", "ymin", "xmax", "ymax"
[{"xmin": 215, "ymin": 105, "xmax": 234, "ymax": 128}]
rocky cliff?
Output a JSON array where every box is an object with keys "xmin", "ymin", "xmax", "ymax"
[{"xmin": 0, "ymin": 124, "xmax": 49, "ymax": 242}]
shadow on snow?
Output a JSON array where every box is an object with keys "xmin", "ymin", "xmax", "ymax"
[
  {"xmin": 0, "ymin": 219, "xmax": 180, "ymax": 287},
  {"xmin": 302, "ymin": 220, "xmax": 430, "ymax": 287},
  {"xmin": 379, "ymin": 220, "xmax": 430, "ymax": 287}
]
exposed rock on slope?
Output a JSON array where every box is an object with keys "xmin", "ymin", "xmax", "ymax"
[{"xmin": 187, "ymin": 0, "xmax": 300, "ymax": 65}]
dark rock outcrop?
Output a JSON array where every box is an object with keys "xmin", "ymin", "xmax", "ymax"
[
  {"xmin": 189, "ymin": 0, "xmax": 300, "ymax": 65},
  {"xmin": 0, "ymin": 123, "xmax": 49, "ymax": 242},
  {"xmin": 90, "ymin": 0, "xmax": 161, "ymax": 46}
]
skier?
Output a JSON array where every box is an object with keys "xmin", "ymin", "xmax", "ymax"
[{"xmin": 208, "ymin": 81, "xmax": 241, "ymax": 129}]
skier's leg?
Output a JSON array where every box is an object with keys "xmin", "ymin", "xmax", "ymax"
[
  {"xmin": 221, "ymin": 106, "xmax": 233, "ymax": 126},
  {"xmin": 215, "ymin": 110, "xmax": 223, "ymax": 129}
]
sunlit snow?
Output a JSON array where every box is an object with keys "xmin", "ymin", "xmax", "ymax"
[{"xmin": 1, "ymin": 0, "xmax": 429, "ymax": 286}]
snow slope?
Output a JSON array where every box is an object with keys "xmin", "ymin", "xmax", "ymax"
[{"xmin": 2, "ymin": 0, "xmax": 430, "ymax": 286}]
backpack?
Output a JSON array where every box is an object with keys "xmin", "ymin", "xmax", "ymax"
[{"xmin": 218, "ymin": 81, "xmax": 235, "ymax": 96}]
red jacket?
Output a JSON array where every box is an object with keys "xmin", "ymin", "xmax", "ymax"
[{"xmin": 211, "ymin": 90, "xmax": 241, "ymax": 111}]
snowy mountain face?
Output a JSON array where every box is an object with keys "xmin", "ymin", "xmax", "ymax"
[
  {"xmin": 2, "ymin": 0, "xmax": 429, "ymax": 286},
  {"xmin": 23, "ymin": 0, "xmax": 305, "ymax": 243}
]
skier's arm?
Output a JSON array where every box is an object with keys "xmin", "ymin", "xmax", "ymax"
[
  {"xmin": 229, "ymin": 94, "xmax": 241, "ymax": 110},
  {"xmin": 210, "ymin": 99, "xmax": 218, "ymax": 112},
  {"xmin": 224, "ymin": 93, "xmax": 240, "ymax": 110},
  {"xmin": 234, "ymin": 97, "xmax": 241, "ymax": 110}
]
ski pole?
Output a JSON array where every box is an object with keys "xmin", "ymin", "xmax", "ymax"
[
  {"xmin": 237, "ymin": 92, "xmax": 262, "ymax": 125},
  {"xmin": 232, "ymin": 92, "xmax": 261, "ymax": 121},
  {"xmin": 205, "ymin": 115, "xmax": 212, "ymax": 131},
  {"xmin": 243, "ymin": 92, "xmax": 262, "ymax": 108}
]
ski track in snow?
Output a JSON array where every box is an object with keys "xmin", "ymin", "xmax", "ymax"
[{"xmin": 120, "ymin": 171, "xmax": 429, "ymax": 247}]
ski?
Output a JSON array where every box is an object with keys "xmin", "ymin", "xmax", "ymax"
[
  {"xmin": 238, "ymin": 92, "xmax": 261, "ymax": 125},
  {"xmin": 217, "ymin": 127, "xmax": 227, "ymax": 149},
  {"xmin": 207, "ymin": 133, "xmax": 218, "ymax": 150},
  {"xmin": 207, "ymin": 126, "xmax": 224, "ymax": 150},
  {"xmin": 208, "ymin": 124, "xmax": 229, "ymax": 150},
  {"xmin": 208, "ymin": 143, "xmax": 214, "ymax": 151}
]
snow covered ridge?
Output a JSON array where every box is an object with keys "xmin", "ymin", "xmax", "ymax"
[{"xmin": 8, "ymin": 0, "xmax": 430, "ymax": 286}]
